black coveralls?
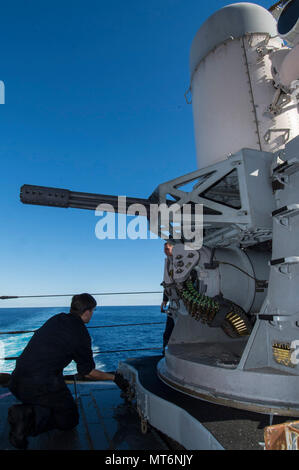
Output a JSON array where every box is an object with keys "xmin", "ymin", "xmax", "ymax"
[
  {"xmin": 162, "ymin": 256, "xmax": 175, "ymax": 350},
  {"xmin": 162, "ymin": 292, "xmax": 174, "ymax": 350},
  {"xmin": 8, "ymin": 313, "xmax": 95, "ymax": 436}
]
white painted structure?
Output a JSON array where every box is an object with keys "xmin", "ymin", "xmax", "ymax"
[{"xmin": 190, "ymin": 3, "xmax": 299, "ymax": 169}]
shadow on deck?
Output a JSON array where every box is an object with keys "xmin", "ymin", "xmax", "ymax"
[{"xmin": 0, "ymin": 381, "xmax": 168, "ymax": 450}]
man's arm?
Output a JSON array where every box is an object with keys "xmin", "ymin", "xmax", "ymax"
[
  {"xmin": 161, "ymin": 291, "xmax": 169, "ymax": 312},
  {"xmin": 84, "ymin": 370, "xmax": 130, "ymax": 394},
  {"xmin": 85, "ymin": 369, "xmax": 115, "ymax": 381}
]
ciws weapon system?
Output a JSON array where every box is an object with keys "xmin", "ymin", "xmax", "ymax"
[{"xmin": 21, "ymin": 1, "xmax": 299, "ymax": 416}]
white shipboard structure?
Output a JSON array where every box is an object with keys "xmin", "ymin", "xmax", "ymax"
[
  {"xmin": 119, "ymin": 0, "xmax": 299, "ymax": 448},
  {"xmin": 18, "ymin": 1, "xmax": 299, "ymax": 449}
]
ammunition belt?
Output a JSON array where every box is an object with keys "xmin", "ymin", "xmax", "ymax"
[
  {"xmin": 180, "ymin": 280, "xmax": 219, "ymax": 325},
  {"xmin": 179, "ymin": 279, "xmax": 252, "ymax": 338}
]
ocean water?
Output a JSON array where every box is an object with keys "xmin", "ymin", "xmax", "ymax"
[{"xmin": 0, "ymin": 306, "xmax": 166, "ymax": 374}]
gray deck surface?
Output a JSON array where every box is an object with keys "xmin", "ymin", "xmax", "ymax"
[
  {"xmin": 124, "ymin": 355, "xmax": 295, "ymax": 450},
  {"xmin": 0, "ymin": 380, "xmax": 169, "ymax": 451},
  {"xmin": 1, "ymin": 356, "xmax": 294, "ymax": 451}
]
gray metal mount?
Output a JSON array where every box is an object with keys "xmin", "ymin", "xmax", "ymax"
[
  {"xmin": 157, "ymin": 136, "xmax": 299, "ymax": 416},
  {"xmin": 149, "ymin": 148, "xmax": 275, "ymax": 248}
]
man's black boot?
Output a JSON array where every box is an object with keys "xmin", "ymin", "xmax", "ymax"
[{"xmin": 8, "ymin": 404, "xmax": 35, "ymax": 450}]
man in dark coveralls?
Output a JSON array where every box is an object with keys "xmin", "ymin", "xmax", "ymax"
[
  {"xmin": 161, "ymin": 241, "xmax": 175, "ymax": 354},
  {"xmin": 7, "ymin": 293, "xmax": 126, "ymax": 449}
]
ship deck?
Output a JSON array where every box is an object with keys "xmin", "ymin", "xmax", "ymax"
[
  {"xmin": 122, "ymin": 355, "xmax": 294, "ymax": 450},
  {"xmin": 0, "ymin": 355, "xmax": 295, "ymax": 450},
  {"xmin": 0, "ymin": 378, "xmax": 171, "ymax": 451}
]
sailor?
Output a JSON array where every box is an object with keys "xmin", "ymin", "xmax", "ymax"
[
  {"xmin": 7, "ymin": 293, "xmax": 127, "ymax": 449},
  {"xmin": 161, "ymin": 241, "xmax": 175, "ymax": 355}
]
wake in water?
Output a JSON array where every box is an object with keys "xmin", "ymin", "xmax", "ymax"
[{"xmin": 0, "ymin": 306, "xmax": 165, "ymax": 374}]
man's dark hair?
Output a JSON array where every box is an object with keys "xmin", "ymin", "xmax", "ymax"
[{"xmin": 70, "ymin": 293, "xmax": 97, "ymax": 317}]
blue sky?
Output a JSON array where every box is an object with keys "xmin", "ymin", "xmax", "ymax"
[{"xmin": 0, "ymin": 0, "xmax": 274, "ymax": 307}]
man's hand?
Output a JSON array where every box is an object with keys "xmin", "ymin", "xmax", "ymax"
[
  {"xmin": 114, "ymin": 372, "xmax": 130, "ymax": 393},
  {"xmin": 160, "ymin": 301, "xmax": 168, "ymax": 312},
  {"xmin": 85, "ymin": 369, "xmax": 115, "ymax": 381}
]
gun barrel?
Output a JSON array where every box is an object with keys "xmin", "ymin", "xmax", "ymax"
[{"xmin": 20, "ymin": 184, "xmax": 151, "ymax": 214}]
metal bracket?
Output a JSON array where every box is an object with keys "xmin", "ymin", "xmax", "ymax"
[
  {"xmin": 270, "ymin": 256, "xmax": 299, "ymax": 266},
  {"xmin": 264, "ymin": 128, "xmax": 290, "ymax": 144},
  {"xmin": 149, "ymin": 149, "xmax": 274, "ymax": 247},
  {"xmin": 273, "ymin": 157, "xmax": 299, "ymax": 177}
]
